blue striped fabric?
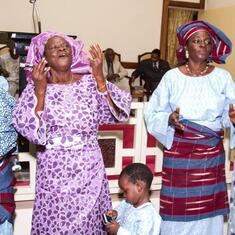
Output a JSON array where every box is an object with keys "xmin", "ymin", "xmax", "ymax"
[
  {"xmin": 162, "ymin": 182, "xmax": 227, "ymax": 198},
  {"xmin": 160, "ymin": 119, "xmax": 229, "ymax": 221}
]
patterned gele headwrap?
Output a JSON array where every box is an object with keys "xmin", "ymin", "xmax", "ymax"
[
  {"xmin": 176, "ymin": 20, "xmax": 232, "ymax": 64},
  {"xmin": 25, "ymin": 31, "xmax": 91, "ymax": 81}
]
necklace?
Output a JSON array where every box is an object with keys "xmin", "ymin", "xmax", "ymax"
[
  {"xmin": 62, "ymin": 73, "xmax": 74, "ymax": 101},
  {"xmin": 185, "ymin": 63, "xmax": 209, "ymax": 77}
]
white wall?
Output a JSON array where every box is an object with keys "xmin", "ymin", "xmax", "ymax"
[
  {"xmin": 206, "ymin": 0, "xmax": 235, "ymax": 9},
  {"xmin": 0, "ymin": 0, "xmax": 163, "ymax": 62},
  {"xmin": 198, "ymin": 1, "xmax": 235, "ymax": 78}
]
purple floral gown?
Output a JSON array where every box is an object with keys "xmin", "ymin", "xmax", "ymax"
[{"xmin": 12, "ymin": 74, "xmax": 131, "ymax": 235}]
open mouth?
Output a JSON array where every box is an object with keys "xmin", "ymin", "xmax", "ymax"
[{"xmin": 58, "ymin": 53, "xmax": 67, "ymax": 58}]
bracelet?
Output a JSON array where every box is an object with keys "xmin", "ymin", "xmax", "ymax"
[{"xmin": 97, "ymin": 81, "xmax": 107, "ymax": 93}]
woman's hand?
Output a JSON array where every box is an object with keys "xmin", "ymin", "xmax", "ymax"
[
  {"xmin": 32, "ymin": 58, "xmax": 50, "ymax": 96},
  {"xmin": 105, "ymin": 220, "xmax": 120, "ymax": 235},
  {"xmin": 89, "ymin": 44, "xmax": 105, "ymax": 84},
  {"xmin": 169, "ymin": 107, "xmax": 184, "ymax": 130},
  {"xmin": 229, "ymin": 104, "xmax": 235, "ymax": 124},
  {"xmin": 106, "ymin": 209, "xmax": 118, "ymax": 219}
]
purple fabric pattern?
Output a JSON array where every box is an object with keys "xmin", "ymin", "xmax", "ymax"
[{"xmin": 13, "ymin": 74, "xmax": 131, "ymax": 234}]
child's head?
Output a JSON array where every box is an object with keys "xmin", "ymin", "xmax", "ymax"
[{"xmin": 118, "ymin": 163, "xmax": 153, "ymax": 207}]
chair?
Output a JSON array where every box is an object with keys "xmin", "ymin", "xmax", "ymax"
[
  {"xmin": 114, "ymin": 52, "xmax": 121, "ymax": 61},
  {"xmin": 129, "ymin": 52, "xmax": 152, "ymax": 102},
  {"xmin": 128, "ymin": 77, "xmax": 146, "ymax": 102}
]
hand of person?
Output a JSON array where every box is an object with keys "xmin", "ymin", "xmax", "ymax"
[
  {"xmin": 106, "ymin": 74, "xmax": 114, "ymax": 82},
  {"xmin": 106, "ymin": 209, "xmax": 118, "ymax": 219},
  {"xmin": 89, "ymin": 44, "xmax": 105, "ymax": 83},
  {"xmin": 105, "ymin": 220, "xmax": 120, "ymax": 235},
  {"xmin": 113, "ymin": 74, "xmax": 120, "ymax": 81},
  {"xmin": 32, "ymin": 58, "xmax": 50, "ymax": 96},
  {"xmin": 169, "ymin": 107, "xmax": 184, "ymax": 130},
  {"xmin": 107, "ymin": 74, "xmax": 119, "ymax": 82},
  {"xmin": 229, "ymin": 104, "xmax": 235, "ymax": 124}
]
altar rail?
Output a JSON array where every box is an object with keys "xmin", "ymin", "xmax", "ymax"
[{"xmin": 14, "ymin": 102, "xmax": 233, "ymax": 201}]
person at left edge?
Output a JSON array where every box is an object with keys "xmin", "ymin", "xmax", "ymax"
[
  {"xmin": 0, "ymin": 75, "xmax": 17, "ymax": 235},
  {"xmin": 12, "ymin": 31, "xmax": 131, "ymax": 234}
]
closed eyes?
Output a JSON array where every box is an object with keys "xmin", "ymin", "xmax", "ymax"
[{"xmin": 47, "ymin": 43, "xmax": 71, "ymax": 51}]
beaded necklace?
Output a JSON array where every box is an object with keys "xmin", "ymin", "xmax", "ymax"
[
  {"xmin": 185, "ymin": 63, "xmax": 209, "ymax": 77},
  {"xmin": 61, "ymin": 73, "xmax": 74, "ymax": 100}
]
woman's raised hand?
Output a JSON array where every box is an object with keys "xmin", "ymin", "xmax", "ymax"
[
  {"xmin": 32, "ymin": 58, "xmax": 50, "ymax": 95},
  {"xmin": 169, "ymin": 107, "xmax": 184, "ymax": 130},
  {"xmin": 89, "ymin": 44, "xmax": 105, "ymax": 82}
]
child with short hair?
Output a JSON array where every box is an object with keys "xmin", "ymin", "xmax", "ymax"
[
  {"xmin": 104, "ymin": 163, "xmax": 161, "ymax": 235},
  {"xmin": 0, "ymin": 75, "xmax": 17, "ymax": 235}
]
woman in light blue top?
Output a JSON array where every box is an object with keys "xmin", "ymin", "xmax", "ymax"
[{"xmin": 144, "ymin": 20, "xmax": 235, "ymax": 235}]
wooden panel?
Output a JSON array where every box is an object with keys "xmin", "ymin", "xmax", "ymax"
[
  {"xmin": 98, "ymin": 138, "xmax": 116, "ymax": 168},
  {"xmin": 160, "ymin": 0, "xmax": 170, "ymax": 60},
  {"xmin": 121, "ymin": 61, "xmax": 138, "ymax": 69},
  {"xmin": 169, "ymin": 0, "xmax": 205, "ymax": 9}
]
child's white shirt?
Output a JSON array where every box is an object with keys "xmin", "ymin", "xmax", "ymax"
[{"xmin": 116, "ymin": 200, "xmax": 161, "ymax": 235}]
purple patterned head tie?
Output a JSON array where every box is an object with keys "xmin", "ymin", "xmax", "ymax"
[
  {"xmin": 25, "ymin": 31, "xmax": 91, "ymax": 81},
  {"xmin": 176, "ymin": 20, "xmax": 232, "ymax": 64}
]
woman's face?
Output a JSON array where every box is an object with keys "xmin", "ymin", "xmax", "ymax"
[
  {"xmin": 44, "ymin": 36, "xmax": 72, "ymax": 71},
  {"xmin": 186, "ymin": 31, "xmax": 213, "ymax": 62}
]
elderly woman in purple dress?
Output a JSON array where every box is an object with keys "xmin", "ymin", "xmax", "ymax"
[{"xmin": 12, "ymin": 32, "xmax": 131, "ymax": 234}]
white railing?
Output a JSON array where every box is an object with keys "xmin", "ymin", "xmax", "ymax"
[{"xmin": 14, "ymin": 102, "xmax": 233, "ymax": 201}]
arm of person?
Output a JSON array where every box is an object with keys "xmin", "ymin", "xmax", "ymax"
[
  {"xmin": 116, "ymin": 61, "xmax": 128, "ymax": 79},
  {"xmin": 105, "ymin": 200, "xmax": 131, "ymax": 235},
  {"xmin": 105, "ymin": 200, "xmax": 161, "ymax": 235},
  {"xmin": 229, "ymin": 104, "xmax": 235, "ymax": 147},
  {"xmin": 12, "ymin": 59, "xmax": 50, "ymax": 145},
  {"xmin": 12, "ymin": 82, "xmax": 48, "ymax": 145},
  {"xmin": 131, "ymin": 61, "xmax": 145, "ymax": 78},
  {"xmin": 117, "ymin": 212, "xmax": 160, "ymax": 235},
  {"xmin": 220, "ymin": 71, "xmax": 235, "ymax": 148},
  {"xmin": 144, "ymin": 74, "xmax": 175, "ymax": 149},
  {"xmin": 96, "ymin": 81, "xmax": 131, "ymax": 125},
  {"xmin": 89, "ymin": 45, "xmax": 131, "ymax": 124},
  {"xmin": 0, "ymin": 89, "xmax": 18, "ymax": 157}
]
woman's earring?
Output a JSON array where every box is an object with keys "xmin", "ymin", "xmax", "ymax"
[{"xmin": 185, "ymin": 50, "xmax": 189, "ymax": 59}]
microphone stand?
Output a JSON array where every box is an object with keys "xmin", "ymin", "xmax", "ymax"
[{"xmin": 29, "ymin": 0, "xmax": 41, "ymax": 33}]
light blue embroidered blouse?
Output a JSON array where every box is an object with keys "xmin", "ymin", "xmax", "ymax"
[
  {"xmin": 0, "ymin": 76, "xmax": 17, "ymax": 157},
  {"xmin": 116, "ymin": 200, "xmax": 161, "ymax": 235},
  {"xmin": 144, "ymin": 67, "xmax": 235, "ymax": 149}
]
